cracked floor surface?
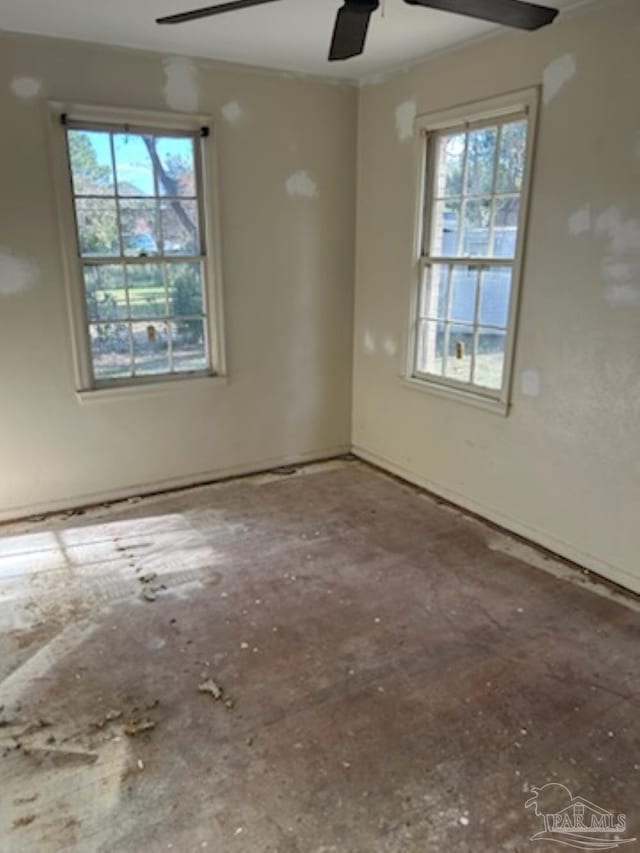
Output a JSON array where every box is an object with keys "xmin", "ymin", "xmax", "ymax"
[{"xmin": 0, "ymin": 459, "xmax": 638, "ymax": 851}]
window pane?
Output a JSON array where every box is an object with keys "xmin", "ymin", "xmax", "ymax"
[
  {"xmin": 84, "ymin": 265, "xmax": 127, "ymax": 321},
  {"xmin": 450, "ymin": 266, "xmax": 478, "ymax": 323},
  {"xmin": 462, "ymin": 198, "xmax": 491, "ymax": 256},
  {"xmin": 420, "ymin": 111, "xmax": 529, "ymax": 399},
  {"xmin": 126, "ymin": 264, "xmax": 167, "ymax": 319},
  {"xmin": 75, "ymin": 199, "xmax": 120, "ymax": 257},
  {"xmin": 464, "ymin": 127, "xmax": 497, "ymax": 196},
  {"xmin": 416, "ymin": 320, "xmax": 444, "ymax": 376},
  {"xmin": 171, "ymin": 319, "xmax": 208, "ymax": 372},
  {"xmin": 444, "ymin": 324, "xmax": 473, "ymax": 383},
  {"xmin": 89, "ymin": 322, "xmax": 132, "ymax": 380},
  {"xmin": 436, "ymin": 132, "xmax": 465, "ymax": 197},
  {"xmin": 431, "ymin": 200, "xmax": 460, "ymax": 255},
  {"xmin": 496, "ymin": 120, "xmax": 527, "ymax": 194},
  {"xmin": 114, "ymin": 134, "xmax": 155, "ymax": 197},
  {"xmin": 66, "ymin": 124, "xmax": 212, "ymax": 386},
  {"xmin": 422, "ymin": 264, "xmax": 449, "ymax": 320},
  {"xmin": 120, "ymin": 200, "xmax": 159, "ymax": 257},
  {"xmin": 132, "ymin": 321, "xmax": 169, "ymax": 375},
  {"xmin": 68, "ymin": 130, "xmax": 114, "ymax": 196},
  {"xmin": 168, "ymin": 263, "xmax": 204, "ymax": 317},
  {"xmin": 161, "ymin": 201, "xmax": 199, "ymax": 256},
  {"xmin": 479, "ymin": 267, "xmax": 512, "ymax": 327},
  {"xmin": 155, "ymin": 137, "xmax": 197, "ymax": 197},
  {"xmin": 474, "ymin": 327, "xmax": 506, "ymax": 390},
  {"xmin": 492, "ymin": 196, "xmax": 520, "ymax": 258}
]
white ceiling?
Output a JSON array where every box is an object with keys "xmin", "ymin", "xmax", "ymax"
[{"xmin": 0, "ymin": 0, "xmax": 579, "ymax": 82}]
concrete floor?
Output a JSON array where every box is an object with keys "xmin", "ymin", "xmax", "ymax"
[{"xmin": 0, "ymin": 459, "xmax": 638, "ymax": 852}]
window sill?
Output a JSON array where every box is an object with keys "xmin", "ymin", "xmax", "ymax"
[
  {"xmin": 76, "ymin": 373, "xmax": 228, "ymax": 404},
  {"xmin": 401, "ymin": 375, "xmax": 509, "ymax": 416}
]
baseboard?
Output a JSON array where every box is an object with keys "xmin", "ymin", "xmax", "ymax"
[
  {"xmin": 3, "ymin": 439, "xmax": 637, "ymax": 599},
  {"xmin": 352, "ymin": 444, "xmax": 640, "ymax": 597},
  {"xmin": 0, "ymin": 444, "xmax": 351, "ymax": 525}
]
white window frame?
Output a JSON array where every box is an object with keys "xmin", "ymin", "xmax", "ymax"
[
  {"xmin": 406, "ymin": 88, "xmax": 539, "ymax": 415},
  {"xmin": 48, "ymin": 101, "xmax": 226, "ymax": 398}
]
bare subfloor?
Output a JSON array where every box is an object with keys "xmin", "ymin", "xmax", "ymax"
[{"xmin": 0, "ymin": 460, "xmax": 638, "ymax": 852}]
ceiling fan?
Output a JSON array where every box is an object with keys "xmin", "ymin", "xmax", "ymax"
[{"xmin": 157, "ymin": 0, "xmax": 559, "ymax": 62}]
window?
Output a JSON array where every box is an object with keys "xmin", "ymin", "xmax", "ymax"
[
  {"xmin": 53, "ymin": 105, "xmax": 224, "ymax": 392},
  {"xmin": 411, "ymin": 90, "xmax": 538, "ymax": 410}
]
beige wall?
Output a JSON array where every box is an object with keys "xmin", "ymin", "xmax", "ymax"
[
  {"xmin": 1, "ymin": 2, "xmax": 638, "ymax": 593},
  {"xmin": 0, "ymin": 32, "xmax": 356, "ymax": 518},
  {"xmin": 352, "ymin": 0, "xmax": 640, "ymax": 593}
]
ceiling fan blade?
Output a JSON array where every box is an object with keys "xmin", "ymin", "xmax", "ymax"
[
  {"xmin": 157, "ymin": 0, "xmax": 282, "ymax": 25},
  {"xmin": 329, "ymin": 0, "xmax": 379, "ymax": 62},
  {"xmin": 403, "ymin": 0, "xmax": 558, "ymax": 30}
]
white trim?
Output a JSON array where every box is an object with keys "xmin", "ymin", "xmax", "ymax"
[
  {"xmin": 76, "ymin": 372, "xmax": 229, "ymax": 403},
  {"xmin": 51, "ymin": 101, "xmax": 214, "ymax": 132},
  {"xmin": 414, "ymin": 87, "xmax": 537, "ymax": 132},
  {"xmin": 47, "ymin": 100, "xmax": 227, "ymax": 391},
  {"xmin": 401, "ymin": 375, "xmax": 508, "ymax": 415},
  {"xmin": 0, "ymin": 445, "xmax": 351, "ymax": 524},
  {"xmin": 352, "ymin": 445, "xmax": 640, "ymax": 597},
  {"xmin": 200, "ymin": 109, "xmax": 228, "ymax": 378},
  {"xmin": 403, "ymin": 122, "xmax": 429, "ymax": 383},
  {"xmin": 47, "ymin": 102, "xmax": 93, "ymax": 390},
  {"xmin": 406, "ymin": 87, "xmax": 539, "ymax": 412}
]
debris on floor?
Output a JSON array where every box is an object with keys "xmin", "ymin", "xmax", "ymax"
[
  {"xmin": 13, "ymin": 794, "xmax": 38, "ymax": 806},
  {"xmin": 1, "ymin": 460, "xmax": 638, "ymax": 850},
  {"xmin": 198, "ymin": 679, "xmax": 223, "ymax": 700},
  {"xmin": 123, "ymin": 719, "xmax": 156, "ymax": 737},
  {"xmin": 12, "ymin": 814, "xmax": 37, "ymax": 829},
  {"xmin": 140, "ymin": 582, "xmax": 168, "ymax": 602},
  {"xmin": 198, "ymin": 679, "xmax": 235, "ymax": 709},
  {"xmin": 135, "ymin": 565, "xmax": 167, "ymax": 602},
  {"xmin": 92, "ymin": 709, "xmax": 123, "ymax": 730}
]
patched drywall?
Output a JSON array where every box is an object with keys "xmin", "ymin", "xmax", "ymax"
[
  {"xmin": 568, "ymin": 205, "xmax": 591, "ymax": 236},
  {"xmin": 0, "ymin": 248, "xmax": 39, "ymax": 295},
  {"xmin": 285, "ymin": 170, "xmax": 318, "ymax": 198},
  {"xmin": 595, "ymin": 207, "xmax": 640, "ymax": 255},
  {"xmin": 595, "ymin": 206, "xmax": 640, "ymax": 299},
  {"xmin": 163, "ymin": 56, "xmax": 200, "ymax": 113},
  {"xmin": 520, "ymin": 370, "xmax": 541, "ymax": 398},
  {"xmin": 395, "ymin": 99, "xmax": 416, "ymax": 142},
  {"xmin": 542, "ymin": 53, "xmax": 576, "ymax": 104},
  {"xmin": 382, "ymin": 336, "xmax": 398, "ymax": 357},
  {"xmin": 363, "ymin": 330, "xmax": 375, "ymax": 355},
  {"xmin": 221, "ymin": 100, "xmax": 243, "ymax": 124},
  {"xmin": 10, "ymin": 76, "xmax": 42, "ymax": 99},
  {"xmin": 603, "ymin": 284, "xmax": 640, "ymax": 307},
  {"xmin": 568, "ymin": 203, "xmax": 640, "ymax": 304}
]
